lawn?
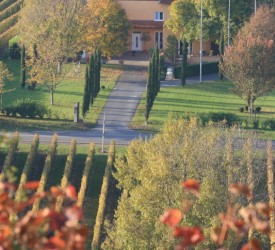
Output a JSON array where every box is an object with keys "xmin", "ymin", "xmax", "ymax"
[
  {"xmin": 132, "ymin": 80, "xmax": 275, "ymax": 139},
  {"xmin": 0, "ymin": 59, "xmax": 122, "ymax": 131}
]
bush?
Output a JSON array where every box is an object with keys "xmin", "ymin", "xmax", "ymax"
[
  {"xmin": 255, "ymin": 106, "xmax": 261, "ymax": 113},
  {"xmin": 265, "ymin": 119, "xmax": 275, "ymax": 130},
  {"xmin": 8, "ymin": 35, "xmax": 20, "ymax": 59},
  {"xmin": 252, "ymin": 120, "xmax": 259, "ymax": 129},
  {"xmin": 239, "ymin": 107, "xmax": 244, "ymax": 113},
  {"xmin": 3, "ymin": 98, "xmax": 48, "ymax": 118},
  {"xmin": 174, "ymin": 62, "xmax": 219, "ymax": 79},
  {"xmin": 199, "ymin": 112, "xmax": 240, "ymax": 127},
  {"xmin": 245, "ymin": 106, "xmax": 249, "ymax": 111}
]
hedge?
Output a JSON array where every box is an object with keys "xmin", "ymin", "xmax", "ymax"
[
  {"xmin": 0, "ymin": 0, "xmax": 17, "ymax": 13},
  {"xmin": 32, "ymin": 134, "xmax": 58, "ymax": 212},
  {"xmin": 0, "ymin": 12, "xmax": 18, "ymax": 34},
  {"xmin": 77, "ymin": 143, "xmax": 95, "ymax": 207},
  {"xmin": 0, "ymin": 0, "xmax": 22, "ymax": 23},
  {"xmin": 174, "ymin": 62, "xmax": 219, "ymax": 79},
  {"xmin": 0, "ymin": 132, "xmax": 19, "ymax": 181},
  {"xmin": 92, "ymin": 141, "xmax": 116, "ymax": 250},
  {"xmin": 55, "ymin": 139, "xmax": 77, "ymax": 212},
  {"xmin": 15, "ymin": 134, "xmax": 39, "ymax": 202}
]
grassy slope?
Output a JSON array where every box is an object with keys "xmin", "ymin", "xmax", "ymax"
[
  {"xmin": 132, "ymin": 80, "xmax": 275, "ymax": 139},
  {"xmin": 0, "ymin": 59, "xmax": 121, "ymax": 131}
]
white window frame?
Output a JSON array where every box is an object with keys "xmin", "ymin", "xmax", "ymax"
[{"xmin": 154, "ymin": 11, "xmax": 164, "ymax": 21}]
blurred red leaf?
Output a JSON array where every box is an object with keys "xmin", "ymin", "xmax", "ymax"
[
  {"xmin": 173, "ymin": 226, "xmax": 204, "ymax": 247},
  {"xmin": 255, "ymin": 202, "xmax": 271, "ymax": 218},
  {"xmin": 229, "ymin": 184, "xmax": 252, "ymax": 198},
  {"xmin": 181, "ymin": 179, "xmax": 200, "ymax": 196},
  {"xmin": 241, "ymin": 239, "xmax": 261, "ymax": 250},
  {"xmin": 160, "ymin": 209, "xmax": 182, "ymax": 227},
  {"xmin": 0, "ymin": 193, "xmax": 9, "ymax": 203},
  {"xmin": 50, "ymin": 187, "xmax": 62, "ymax": 197},
  {"xmin": 65, "ymin": 185, "xmax": 77, "ymax": 200},
  {"xmin": 252, "ymin": 217, "xmax": 270, "ymax": 234},
  {"xmin": 24, "ymin": 181, "xmax": 40, "ymax": 190},
  {"xmin": 49, "ymin": 234, "xmax": 66, "ymax": 249}
]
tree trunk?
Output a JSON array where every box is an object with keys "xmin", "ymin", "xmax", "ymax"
[
  {"xmin": 219, "ymin": 28, "xmax": 224, "ymax": 80},
  {"xmin": 267, "ymin": 141, "xmax": 275, "ymax": 249},
  {"xmin": 244, "ymin": 138, "xmax": 255, "ymax": 239},
  {"xmin": 50, "ymin": 89, "xmax": 54, "ymax": 105},
  {"xmin": 181, "ymin": 39, "xmax": 188, "ymax": 86}
]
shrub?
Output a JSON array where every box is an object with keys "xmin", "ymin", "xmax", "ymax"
[
  {"xmin": 239, "ymin": 107, "xmax": 244, "ymax": 113},
  {"xmin": 255, "ymin": 106, "xmax": 261, "ymax": 113},
  {"xmin": 174, "ymin": 62, "xmax": 219, "ymax": 79},
  {"xmin": 245, "ymin": 106, "xmax": 249, "ymax": 111},
  {"xmin": 8, "ymin": 35, "xmax": 20, "ymax": 59},
  {"xmin": 252, "ymin": 120, "xmax": 259, "ymax": 129},
  {"xmin": 199, "ymin": 112, "xmax": 240, "ymax": 127},
  {"xmin": 4, "ymin": 98, "xmax": 48, "ymax": 118},
  {"xmin": 266, "ymin": 119, "xmax": 275, "ymax": 130}
]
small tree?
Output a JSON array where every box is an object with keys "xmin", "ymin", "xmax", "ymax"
[
  {"xmin": 0, "ymin": 61, "xmax": 14, "ymax": 111},
  {"xmin": 221, "ymin": 6, "xmax": 275, "ymax": 111},
  {"xmin": 82, "ymin": 65, "xmax": 90, "ymax": 117},
  {"xmin": 181, "ymin": 39, "xmax": 188, "ymax": 86},
  {"xmin": 20, "ymin": 45, "xmax": 26, "ymax": 88},
  {"xmin": 89, "ymin": 54, "xmax": 95, "ymax": 106},
  {"xmin": 145, "ymin": 59, "xmax": 154, "ymax": 124},
  {"xmin": 164, "ymin": 35, "xmax": 178, "ymax": 64},
  {"xmin": 218, "ymin": 28, "xmax": 224, "ymax": 80}
]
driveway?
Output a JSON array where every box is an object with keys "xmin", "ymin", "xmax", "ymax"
[{"xmin": 16, "ymin": 67, "xmax": 153, "ymax": 146}]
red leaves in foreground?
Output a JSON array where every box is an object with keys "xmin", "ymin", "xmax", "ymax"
[
  {"xmin": 0, "ymin": 181, "xmax": 88, "ymax": 250},
  {"xmin": 160, "ymin": 209, "xmax": 182, "ymax": 227},
  {"xmin": 161, "ymin": 179, "xmax": 271, "ymax": 250}
]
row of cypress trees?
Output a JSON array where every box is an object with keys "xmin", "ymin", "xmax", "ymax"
[
  {"xmin": 82, "ymin": 48, "xmax": 101, "ymax": 117},
  {"xmin": 145, "ymin": 47, "xmax": 161, "ymax": 124}
]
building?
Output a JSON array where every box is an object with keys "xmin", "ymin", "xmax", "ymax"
[{"xmin": 117, "ymin": 0, "xmax": 216, "ymax": 56}]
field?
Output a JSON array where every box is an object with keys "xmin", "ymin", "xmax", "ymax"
[
  {"xmin": 0, "ymin": 59, "xmax": 122, "ymax": 131},
  {"xmin": 132, "ymin": 80, "xmax": 275, "ymax": 139},
  {"xmin": 0, "ymin": 136, "xmax": 126, "ymax": 249}
]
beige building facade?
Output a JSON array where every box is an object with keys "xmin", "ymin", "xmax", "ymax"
[{"xmin": 117, "ymin": 0, "xmax": 214, "ymax": 56}]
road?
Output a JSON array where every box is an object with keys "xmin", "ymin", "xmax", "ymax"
[
  {"xmin": 13, "ymin": 68, "xmax": 153, "ymax": 146},
  {"xmin": 3, "ymin": 71, "xmax": 219, "ymax": 146}
]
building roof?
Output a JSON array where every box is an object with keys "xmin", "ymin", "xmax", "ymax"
[
  {"xmin": 131, "ymin": 20, "xmax": 163, "ymax": 29},
  {"xmin": 159, "ymin": 0, "xmax": 173, "ymax": 4}
]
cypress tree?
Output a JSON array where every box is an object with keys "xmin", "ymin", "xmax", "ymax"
[
  {"xmin": 145, "ymin": 59, "xmax": 154, "ymax": 124},
  {"xmin": 82, "ymin": 65, "xmax": 90, "ymax": 117},
  {"xmin": 151, "ymin": 48, "xmax": 157, "ymax": 101},
  {"xmin": 155, "ymin": 47, "xmax": 160, "ymax": 93},
  {"xmin": 21, "ymin": 45, "xmax": 26, "ymax": 88},
  {"xmin": 181, "ymin": 39, "xmax": 188, "ymax": 86},
  {"xmin": 96, "ymin": 48, "xmax": 101, "ymax": 97},
  {"xmin": 94, "ymin": 51, "xmax": 99, "ymax": 98},
  {"xmin": 89, "ymin": 54, "xmax": 95, "ymax": 106},
  {"xmin": 219, "ymin": 29, "xmax": 224, "ymax": 80}
]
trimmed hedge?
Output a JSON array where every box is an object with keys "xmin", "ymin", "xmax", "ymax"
[
  {"xmin": 174, "ymin": 62, "xmax": 219, "ymax": 79},
  {"xmin": 55, "ymin": 139, "xmax": 77, "ymax": 212},
  {"xmin": 92, "ymin": 141, "xmax": 116, "ymax": 250},
  {"xmin": 32, "ymin": 134, "xmax": 58, "ymax": 212},
  {"xmin": 3, "ymin": 98, "xmax": 48, "ymax": 118},
  {"xmin": 199, "ymin": 112, "xmax": 241, "ymax": 127},
  {"xmin": 77, "ymin": 143, "xmax": 95, "ymax": 207},
  {"xmin": 0, "ymin": 12, "xmax": 18, "ymax": 35},
  {"xmin": 0, "ymin": 0, "xmax": 17, "ymax": 12},
  {"xmin": 15, "ymin": 134, "xmax": 39, "ymax": 202},
  {"xmin": 0, "ymin": 131, "xmax": 19, "ymax": 181},
  {"xmin": 0, "ymin": 0, "xmax": 22, "ymax": 23}
]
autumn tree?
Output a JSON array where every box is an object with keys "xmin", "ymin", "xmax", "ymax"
[
  {"xmin": 18, "ymin": 0, "xmax": 87, "ymax": 104},
  {"xmin": 102, "ymin": 117, "xmax": 269, "ymax": 249},
  {"xmin": 0, "ymin": 61, "xmax": 13, "ymax": 111},
  {"xmin": 221, "ymin": 6, "xmax": 275, "ymax": 110},
  {"xmin": 86, "ymin": 0, "xmax": 131, "ymax": 57}
]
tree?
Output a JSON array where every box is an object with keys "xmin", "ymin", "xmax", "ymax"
[
  {"xmin": 0, "ymin": 61, "xmax": 13, "ymax": 111},
  {"xmin": 102, "ymin": 117, "xmax": 269, "ymax": 249},
  {"xmin": 20, "ymin": 45, "xmax": 26, "ymax": 88},
  {"xmin": 144, "ymin": 59, "xmax": 154, "ymax": 125},
  {"xmin": 221, "ymin": 6, "xmax": 275, "ymax": 110},
  {"xmin": 82, "ymin": 65, "xmax": 90, "ymax": 117},
  {"xmin": 181, "ymin": 39, "xmax": 188, "ymax": 86},
  {"xmin": 18, "ymin": 0, "xmax": 86, "ymax": 104},
  {"xmin": 164, "ymin": 35, "xmax": 178, "ymax": 64},
  {"xmin": 89, "ymin": 54, "xmax": 95, "ymax": 106},
  {"xmin": 86, "ymin": 0, "xmax": 131, "ymax": 57},
  {"xmin": 219, "ymin": 28, "xmax": 224, "ymax": 80}
]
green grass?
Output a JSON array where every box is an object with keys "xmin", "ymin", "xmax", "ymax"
[
  {"xmin": 132, "ymin": 80, "xmax": 275, "ymax": 139},
  {"xmin": 0, "ymin": 59, "xmax": 121, "ymax": 131}
]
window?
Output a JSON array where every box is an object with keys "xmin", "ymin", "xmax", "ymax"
[
  {"xmin": 155, "ymin": 32, "xmax": 163, "ymax": 49},
  {"xmin": 154, "ymin": 12, "xmax": 164, "ymax": 21}
]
